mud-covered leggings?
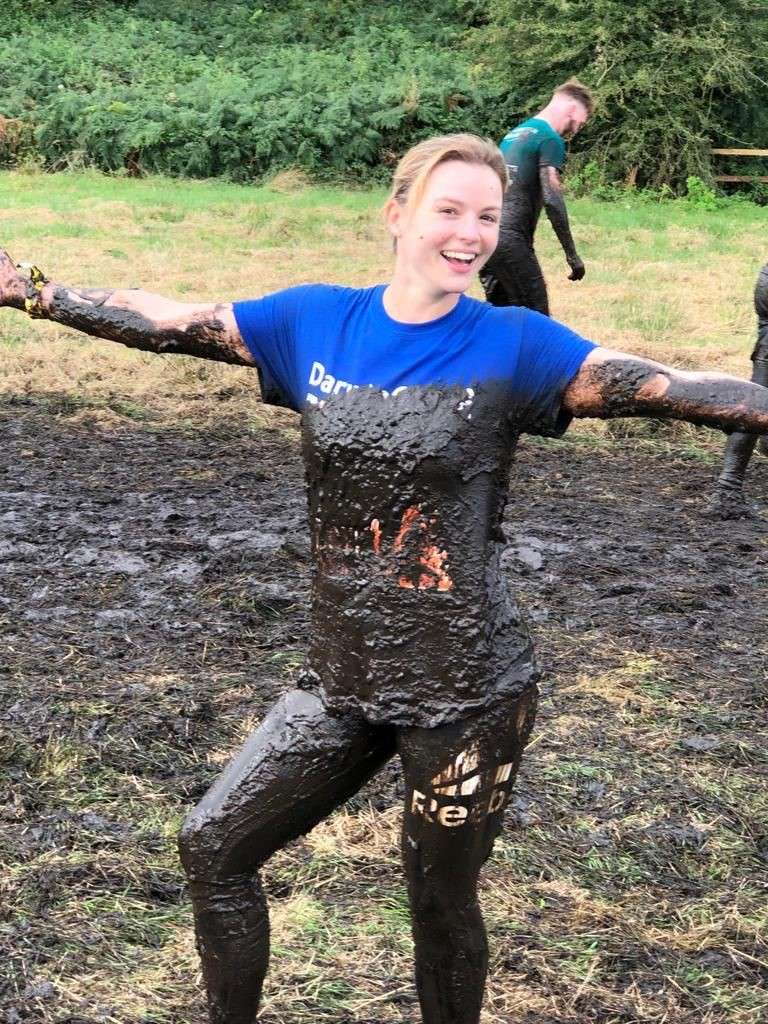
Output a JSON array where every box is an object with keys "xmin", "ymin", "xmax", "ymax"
[
  {"xmin": 178, "ymin": 684, "xmax": 537, "ymax": 1024},
  {"xmin": 715, "ymin": 265, "xmax": 768, "ymax": 498},
  {"xmin": 716, "ymin": 353, "xmax": 768, "ymax": 492},
  {"xmin": 480, "ymin": 234, "xmax": 549, "ymax": 315}
]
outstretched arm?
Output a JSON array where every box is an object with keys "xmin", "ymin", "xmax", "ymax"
[
  {"xmin": 0, "ymin": 249, "xmax": 256, "ymax": 366},
  {"xmin": 563, "ymin": 347, "xmax": 768, "ymax": 434},
  {"xmin": 539, "ymin": 166, "xmax": 584, "ymax": 282}
]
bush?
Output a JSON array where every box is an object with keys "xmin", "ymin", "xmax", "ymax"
[
  {"xmin": 0, "ymin": 1, "xmax": 493, "ymax": 181},
  {"xmin": 467, "ymin": 0, "xmax": 768, "ymax": 191},
  {"xmin": 683, "ymin": 175, "xmax": 724, "ymax": 211},
  {"xmin": 1, "ymin": 0, "xmax": 767, "ymax": 191}
]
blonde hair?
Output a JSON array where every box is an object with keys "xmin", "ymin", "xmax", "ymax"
[
  {"xmin": 387, "ymin": 133, "xmax": 508, "ymax": 213},
  {"xmin": 553, "ymin": 78, "xmax": 594, "ymax": 116}
]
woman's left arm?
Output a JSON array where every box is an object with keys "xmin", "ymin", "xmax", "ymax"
[{"xmin": 563, "ymin": 347, "xmax": 768, "ymax": 434}]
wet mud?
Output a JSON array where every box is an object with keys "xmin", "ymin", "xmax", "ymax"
[
  {"xmin": 3, "ymin": 399, "xmax": 768, "ymax": 780},
  {"xmin": 479, "ymin": 182, "xmax": 550, "ymax": 314},
  {"xmin": 479, "ymin": 233, "xmax": 549, "ymax": 315},
  {"xmin": 303, "ymin": 384, "xmax": 536, "ymax": 729},
  {"xmin": 3, "ymin": 396, "xmax": 768, "ymax": 1021}
]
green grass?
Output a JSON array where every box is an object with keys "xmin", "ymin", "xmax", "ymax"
[{"xmin": 2, "ymin": 166, "xmax": 766, "ymax": 443}]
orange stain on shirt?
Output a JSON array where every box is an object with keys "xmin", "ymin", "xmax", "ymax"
[
  {"xmin": 417, "ymin": 544, "xmax": 453, "ymax": 591},
  {"xmin": 387, "ymin": 505, "xmax": 453, "ymax": 591},
  {"xmin": 369, "ymin": 518, "xmax": 382, "ymax": 555},
  {"xmin": 393, "ymin": 505, "xmax": 422, "ymax": 552}
]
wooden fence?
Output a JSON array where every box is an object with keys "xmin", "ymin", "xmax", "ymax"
[{"xmin": 711, "ymin": 148, "xmax": 768, "ymax": 183}]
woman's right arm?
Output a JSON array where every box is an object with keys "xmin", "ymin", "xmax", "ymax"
[{"xmin": 0, "ymin": 249, "xmax": 256, "ymax": 367}]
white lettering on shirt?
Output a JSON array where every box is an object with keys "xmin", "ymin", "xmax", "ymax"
[
  {"xmin": 304, "ymin": 362, "xmax": 468, "ymax": 409},
  {"xmin": 306, "ymin": 359, "xmax": 359, "ymax": 405}
]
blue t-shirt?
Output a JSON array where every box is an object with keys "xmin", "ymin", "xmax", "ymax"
[{"xmin": 233, "ymin": 283, "xmax": 594, "ymax": 430}]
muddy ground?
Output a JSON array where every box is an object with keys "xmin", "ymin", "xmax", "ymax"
[{"xmin": 2, "ymin": 394, "xmax": 767, "ymax": 1024}]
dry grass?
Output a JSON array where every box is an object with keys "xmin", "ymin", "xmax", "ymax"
[{"xmin": 1, "ymin": 169, "xmax": 765, "ymax": 448}]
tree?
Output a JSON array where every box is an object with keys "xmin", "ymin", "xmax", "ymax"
[{"xmin": 467, "ymin": 0, "xmax": 768, "ymax": 188}]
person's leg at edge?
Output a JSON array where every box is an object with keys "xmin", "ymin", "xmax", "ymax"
[
  {"xmin": 711, "ymin": 355, "xmax": 768, "ymax": 515},
  {"xmin": 755, "ymin": 353, "xmax": 768, "ymax": 455},
  {"xmin": 178, "ymin": 688, "xmax": 396, "ymax": 1024},
  {"xmin": 398, "ymin": 685, "xmax": 538, "ymax": 1024}
]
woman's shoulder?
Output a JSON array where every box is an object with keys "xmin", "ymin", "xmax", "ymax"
[
  {"xmin": 275, "ymin": 281, "xmax": 383, "ymax": 310},
  {"xmin": 288, "ymin": 281, "xmax": 381, "ymax": 297},
  {"xmin": 463, "ymin": 300, "xmax": 593, "ymax": 357},
  {"xmin": 464, "ymin": 295, "xmax": 529, "ymax": 330}
]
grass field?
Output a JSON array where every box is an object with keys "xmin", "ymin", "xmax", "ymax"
[
  {"xmin": 1, "ymin": 167, "xmax": 767, "ymax": 394},
  {"xmin": 1, "ymin": 170, "xmax": 767, "ymax": 1024}
]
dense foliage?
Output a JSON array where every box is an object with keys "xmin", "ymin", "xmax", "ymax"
[
  {"xmin": 0, "ymin": 1, "xmax": 482, "ymax": 181},
  {"xmin": 1, "ymin": 0, "xmax": 767, "ymax": 190},
  {"xmin": 471, "ymin": 0, "xmax": 768, "ymax": 188}
]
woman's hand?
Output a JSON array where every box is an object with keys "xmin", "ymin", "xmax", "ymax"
[
  {"xmin": 0, "ymin": 249, "xmax": 30, "ymax": 310},
  {"xmin": 0, "ymin": 250, "xmax": 255, "ymax": 365}
]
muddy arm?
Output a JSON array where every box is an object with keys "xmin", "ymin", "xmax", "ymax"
[
  {"xmin": 0, "ymin": 250, "xmax": 255, "ymax": 366},
  {"xmin": 539, "ymin": 166, "xmax": 584, "ymax": 281},
  {"xmin": 563, "ymin": 347, "xmax": 768, "ymax": 433}
]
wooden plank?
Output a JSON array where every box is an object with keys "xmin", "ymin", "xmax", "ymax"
[
  {"xmin": 714, "ymin": 174, "xmax": 768, "ymax": 183},
  {"xmin": 711, "ymin": 148, "xmax": 768, "ymax": 157}
]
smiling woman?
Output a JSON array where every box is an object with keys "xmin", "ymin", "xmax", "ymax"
[
  {"xmin": 3, "ymin": 134, "xmax": 768, "ymax": 1024},
  {"xmin": 385, "ymin": 159, "xmax": 504, "ymax": 315},
  {"xmin": 383, "ymin": 136, "xmax": 506, "ymax": 311}
]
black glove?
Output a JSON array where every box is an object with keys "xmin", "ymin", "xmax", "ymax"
[{"xmin": 567, "ymin": 257, "xmax": 585, "ymax": 282}]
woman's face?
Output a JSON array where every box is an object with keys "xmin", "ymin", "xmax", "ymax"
[{"xmin": 387, "ymin": 160, "xmax": 503, "ymax": 300}]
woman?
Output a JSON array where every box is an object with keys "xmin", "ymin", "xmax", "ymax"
[{"xmin": 3, "ymin": 134, "xmax": 768, "ymax": 1024}]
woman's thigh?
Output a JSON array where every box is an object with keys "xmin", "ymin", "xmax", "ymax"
[
  {"xmin": 180, "ymin": 688, "xmax": 397, "ymax": 878},
  {"xmin": 398, "ymin": 686, "xmax": 538, "ymax": 878}
]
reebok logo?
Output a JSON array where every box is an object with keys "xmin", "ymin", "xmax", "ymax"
[{"xmin": 409, "ymin": 744, "xmax": 515, "ymax": 827}]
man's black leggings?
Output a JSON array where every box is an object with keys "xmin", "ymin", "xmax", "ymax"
[
  {"xmin": 714, "ymin": 266, "xmax": 768, "ymax": 497},
  {"xmin": 178, "ymin": 685, "xmax": 537, "ymax": 1024},
  {"xmin": 480, "ymin": 236, "xmax": 549, "ymax": 315}
]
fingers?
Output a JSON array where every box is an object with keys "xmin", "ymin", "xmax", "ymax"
[
  {"xmin": 568, "ymin": 262, "xmax": 585, "ymax": 282},
  {"xmin": 0, "ymin": 249, "xmax": 29, "ymax": 309}
]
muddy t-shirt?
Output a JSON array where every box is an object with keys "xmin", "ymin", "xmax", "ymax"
[{"xmin": 233, "ymin": 286, "xmax": 595, "ymax": 726}]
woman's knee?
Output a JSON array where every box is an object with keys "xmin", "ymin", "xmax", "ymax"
[
  {"xmin": 179, "ymin": 799, "xmax": 281, "ymax": 886},
  {"xmin": 179, "ymin": 805, "xmax": 225, "ymax": 880},
  {"xmin": 407, "ymin": 863, "xmax": 482, "ymax": 931},
  {"xmin": 176, "ymin": 693, "xmax": 305, "ymax": 880},
  {"xmin": 178, "ymin": 688, "xmax": 385, "ymax": 882}
]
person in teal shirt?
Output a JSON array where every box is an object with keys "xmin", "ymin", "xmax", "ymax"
[{"xmin": 480, "ymin": 79, "xmax": 593, "ymax": 314}]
